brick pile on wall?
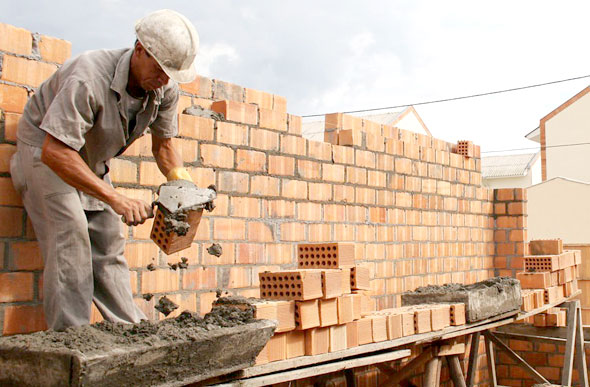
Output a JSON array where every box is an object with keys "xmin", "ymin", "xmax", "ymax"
[{"xmin": 0, "ymin": 21, "xmax": 539, "ymax": 386}]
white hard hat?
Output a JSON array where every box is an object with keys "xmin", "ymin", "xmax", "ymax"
[{"xmin": 135, "ymin": 9, "xmax": 199, "ymax": 84}]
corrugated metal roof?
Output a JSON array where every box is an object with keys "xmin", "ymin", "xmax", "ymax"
[{"xmin": 481, "ymin": 152, "xmax": 539, "ymax": 178}]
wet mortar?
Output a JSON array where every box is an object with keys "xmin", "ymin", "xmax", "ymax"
[{"xmin": 207, "ymin": 243, "xmax": 223, "ymax": 257}]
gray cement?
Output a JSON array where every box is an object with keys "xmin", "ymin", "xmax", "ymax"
[
  {"xmin": 0, "ymin": 308, "xmax": 276, "ymax": 386},
  {"xmin": 401, "ymin": 277, "xmax": 522, "ymax": 323}
]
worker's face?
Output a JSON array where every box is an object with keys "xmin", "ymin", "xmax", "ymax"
[{"xmin": 132, "ymin": 43, "xmax": 170, "ymax": 91}]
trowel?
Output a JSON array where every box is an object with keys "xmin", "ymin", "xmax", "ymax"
[{"xmin": 149, "ymin": 180, "xmax": 217, "ymax": 254}]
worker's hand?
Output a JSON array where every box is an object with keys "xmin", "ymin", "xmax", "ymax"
[
  {"xmin": 109, "ymin": 193, "xmax": 154, "ymax": 226},
  {"xmin": 166, "ymin": 167, "xmax": 193, "ymax": 182}
]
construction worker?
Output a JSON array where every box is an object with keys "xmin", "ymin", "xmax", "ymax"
[{"xmin": 9, "ymin": 9, "xmax": 198, "ymax": 330}]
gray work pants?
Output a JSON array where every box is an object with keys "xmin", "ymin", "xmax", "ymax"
[{"xmin": 10, "ymin": 141, "xmax": 146, "ymax": 330}]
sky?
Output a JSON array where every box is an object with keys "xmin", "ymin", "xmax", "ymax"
[{"xmin": 3, "ymin": 0, "xmax": 590, "ymax": 155}]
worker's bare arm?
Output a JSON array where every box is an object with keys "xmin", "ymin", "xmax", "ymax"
[
  {"xmin": 151, "ymin": 134, "xmax": 184, "ymax": 177},
  {"xmin": 41, "ymin": 133, "xmax": 153, "ymax": 225}
]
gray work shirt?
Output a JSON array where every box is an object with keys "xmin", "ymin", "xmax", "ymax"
[{"xmin": 17, "ymin": 48, "xmax": 179, "ymax": 210}]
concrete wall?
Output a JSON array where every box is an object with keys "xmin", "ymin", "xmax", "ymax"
[
  {"xmin": 545, "ymin": 91, "xmax": 590, "ymax": 182},
  {"xmin": 528, "ymin": 177, "xmax": 590, "ymax": 244}
]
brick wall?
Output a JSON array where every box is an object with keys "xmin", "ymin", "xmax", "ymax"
[{"xmin": 0, "ymin": 21, "xmax": 545, "ymax": 386}]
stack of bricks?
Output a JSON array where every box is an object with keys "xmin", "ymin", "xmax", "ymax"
[
  {"xmin": 254, "ymin": 242, "xmax": 376, "ymax": 363},
  {"xmin": 516, "ymin": 239, "xmax": 581, "ymax": 326}
]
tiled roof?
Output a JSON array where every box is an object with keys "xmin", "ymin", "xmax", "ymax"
[{"xmin": 482, "ymin": 152, "xmax": 539, "ymax": 178}]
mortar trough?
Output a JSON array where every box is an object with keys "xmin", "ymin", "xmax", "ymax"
[{"xmin": 0, "ymin": 308, "xmax": 276, "ymax": 386}]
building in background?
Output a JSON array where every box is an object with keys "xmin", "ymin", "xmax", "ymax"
[
  {"xmin": 481, "ymin": 152, "xmax": 541, "ymax": 189},
  {"xmin": 525, "ymin": 86, "xmax": 590, "ymax": 242}
]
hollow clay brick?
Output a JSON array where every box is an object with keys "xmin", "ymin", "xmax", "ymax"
[
  {"xmin": 521, "ymin": 290, "xmax": 535, "ymax": 312},
  {"xmin": 295, "ymin": 299, "xmax": 320, "ymax": 330},
  {"xmin": 430, "ymin": 304, "xmax": 451, "ymax": 331},
  {"xmin": 337, "ymin": 294, "xmax": 354, "ymax": 324},
  {"xmin": 267, "ymin": 332, "xmax": 287, "ymax": 363},
  {"xmin": 211, "ymin": 100, "xmax": 257, "ymax": 125},
  {"xmin": 297, "ymin": 243, "xmax": 355, "ymax": 269},
  {"xmin": 350, "ymin": 293, "xmax": 362, "ymax": 320},
  {"xmin": 350, "ymin": 266, "xmax": 371, "ymax": 290},
  {"xmin": 338, "ymin": 129, "xmax": 364, "ymax": 147},
  {"xmin": 544, "ymin": 286, "xmax": 563, "ymax": 304},
  {"xmin": 356, "ymin": 317, "xmax": 374, "ymax": 345},
  {"xmin": 524, "ymin": 255, "xmax": 560, "ymax": 272},
  {"xmin": 387, "ymin": 314, "xmax": 403, "ymax": 339},
  {"xmin": 450, "ymin": 303, "xmax": 466, "ymax": 326},
  {"xmin": 529, "ymin": 239, "xmax": 563, "ymax": 255},
  {"xmin": 516, "ymin": 271, "xmax": 552, "ymax": 289},
  {"xmin": 259, "ymin": 270, "xmax": 323, "ymax": 301},
  {"xmin": 341, "ymin": 268, "xmax": 352, "ymax": 294},
  {"xmin": 319, "ymin": 298, "xmax": 338, "ymax": 327},
  {"xmin": 329, "ymin": 324, "xmax": 348, "ymax": 352},
  {"xmin": 321, "ymin": 269, "xmax": 343, "ymax": 299},
  {"xmin": 346, "ymin": 321, "xmax": 359, "ymax": 348},
  {"xmin": 369, "ymin": 315, "xmax": 388, "ymax": 342},
  {"xmin": 285, "ymin": 330, "xmax": 305, "ymax": 359},
  {"xmin": 304, "ymin": 327, "xmax": 329, "ymax": 356},
  {"xmin": 275, "ymin": 300, "xmax": 296, "ymax": 332}
]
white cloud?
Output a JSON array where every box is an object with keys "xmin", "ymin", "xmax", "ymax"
[{"xmin": 195, "ymin": 43, "xmax": 240, "ymax": 77}]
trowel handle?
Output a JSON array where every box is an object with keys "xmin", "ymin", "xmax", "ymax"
[{"xmin": 120, "ymin": 201, "xmax": 158, "ymax": 225}]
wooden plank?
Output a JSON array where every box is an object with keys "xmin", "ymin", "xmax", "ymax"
[
  {"xmin": 447, "ymin": 355, "xmax": 467, "ymax": 387},
  {"xmin": 466, "ymin": 332, "xmax": 480, "ymax": 387},
  {"xmin": 562, "ymin": 301, "xmax": 577, "ymax": 386},
  {"xmin": 381, "ymin": 347, "xmax": 434, "ymax": 387},
  {"xmin": 484, "ymin": 331, "xmax": 549, "ymax": 384},
  {"xmin": 485, "ymin": 334, "xmax": 497, "ymax": 387},
  {"xmin": 424, "ymin": 357, "xmax": 441, "ymax": 387},
  {"xmin": 213, "ymin": 349, "xmax": 411, "ymax": 387}
]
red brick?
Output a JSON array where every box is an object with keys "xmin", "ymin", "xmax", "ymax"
[
  {"xmin": 9, "ymin": 241, "xmax": 42, "ymax": 270},
  {"xmin": 309, "ymin": 182, "xmax": 332, "ymax": 201},
  {"xmin": 236, "ymin": 243, "xmax": 265, "ymax": 264},
  {"xmin": 251, "ymin": 175, "xmax": 281, "ymax": 196},
  {"xmin": 496, "ymin": 189, "xmax": 515, "ymax": 201},
  {"xmin": 0, "ymin": 143, "xmax": 16, "ymax": 174},
  {"xmin": 141, "ymin": 270, "xmax": 180, "ymax": 293},
  {"xmin": 248, "ymin": 221, "xmax": 274, "ymax": 242},
  {"xmin": 0, "ymin": 207, "xmax": 23, "ymax": 237},
  {"xmin": 38, "ymin": 34, "xmax": 71, "ymax": 64},
  {"xmin": 0, "ymin": 55, "xmax": 57, "ymax": 87},
  {"xmin": 3, "ymin": 304, "xmax": 47, "ymax": 335},
  {"xmin": 218, "ymin": 171, "xmax": 249, "ymax": 193},
  {"xmin": 280, "ymin": 222, "xmax": 305, "ymax": 241},
  {"xmin": 307, "ymin": 140, "xmax": 332, "ymax": 161},
  {"xmin": 138, "ymin": 161, "xmax": 166, "ymax": 186},
  {"xmin": 122, "ymin": 134, "xmax": 151, "ymax": 157},
  {"xmin": 273, "ymin": 95, "xmax": 287, "ymax": 112},
  {"xmin": 508, "ymin": 202, "xmax": 525, "ymax": 215},
  {"xmin": 230, "ymin": 196, "xmax": 261, "ymax": 218},
  {"xmin": 3, "ymin": 112, "xmax": 20, "ymax": 142},
  {"xmin": 0, "ymin": 272, "xmax": 34, "ymax": 302},
  {"xmin": 109, "ymin": 158, "xmax": 137, "ymax": 184},
  {"xmin": 308, "ymin": 224, "xmax": 332, "ymax": 242},
  {"xmin": 0, "ymin": 23, "xmax": 32, "ymax": 56},
  {"xmin": 264, "ymin": 199, "xmax": 296, "ymax": 218},
  {"xmin": 333, "ymin": 185, "xmax": 355, "ymax": 203},
  {"xmin": 298, "ymin": 202, "xmax": 323, "ymax": 222},
  {"xmin": 178, "ymin": 114, "xmax": 214, "ymax": 140},
  {"xmin": 211, "ymin": 100, "xmax": 257, "ymax": 125},
  {"xmin": 259, "ymin": 108, "xmax": 288, "ymax": 131},
  {"xmin": 325, "ymin": 113, "xmax": 362, "ymax": 130},
  {"xmin": 322, "ymin": 163, "xmax": 345, "ymax": 183},
  {"xmin": 269, "ymin": 155, "xmax": 295, "ymax": 176},
  {"xmin": 199, "ymin": 144, "xmax": 234, "ymax": 168},
  {"xmin": 0, "ymin": 177, "xmax": 22, "ymax": 206},
  {"xmin": 244, "ymin": 88, "xmax": 273, "ymax": 109},
  {"xmin": 332, "ymin": 145, "xmax": 355, "ymax": 165},
  {"xmin": 280, "ymin": 135, "xmax": 306, "ymax": 156},
  {"xmin": 179, "ymin": 75, "xmax": 213, "ymax": 98},
  {"xmin": 346, "ymin": 166, "xmax": 367, "ymax": 185},
  {"xmin": 213, "ymin": 218, "xmax": 246, "ymax": 240},
  {"xmin": 297, "ymin": 159, "xmax": 322, "ymax": 180},
  {"xmin": 250, "ymin": 127, "xmax": 280, "ymax": 151},
  {"xmin": 216, "ymin": 121, "xmax": 248, "ymax": 146},
  {"xmin": 281, "ymin": 179, "xmax": 308, "ymax": 200},
  {"xmin": 288, "ymin": 115, "xmax": 302, "ymax": 135},
  {"xmin": 235, "ymin": 149, "xmax": 266, "ymax": 173},
  {"xmin": 182, "ymin": 267, "xmax": 217, "ymax": 290},
  {"xmin": 188, "ymin": 167, "xmax": 215, "ymax": 188}
]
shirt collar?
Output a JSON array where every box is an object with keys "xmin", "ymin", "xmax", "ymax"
[{"xmin": 110, "ymin": 48, "xmax": 164, "ymax": 102}]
